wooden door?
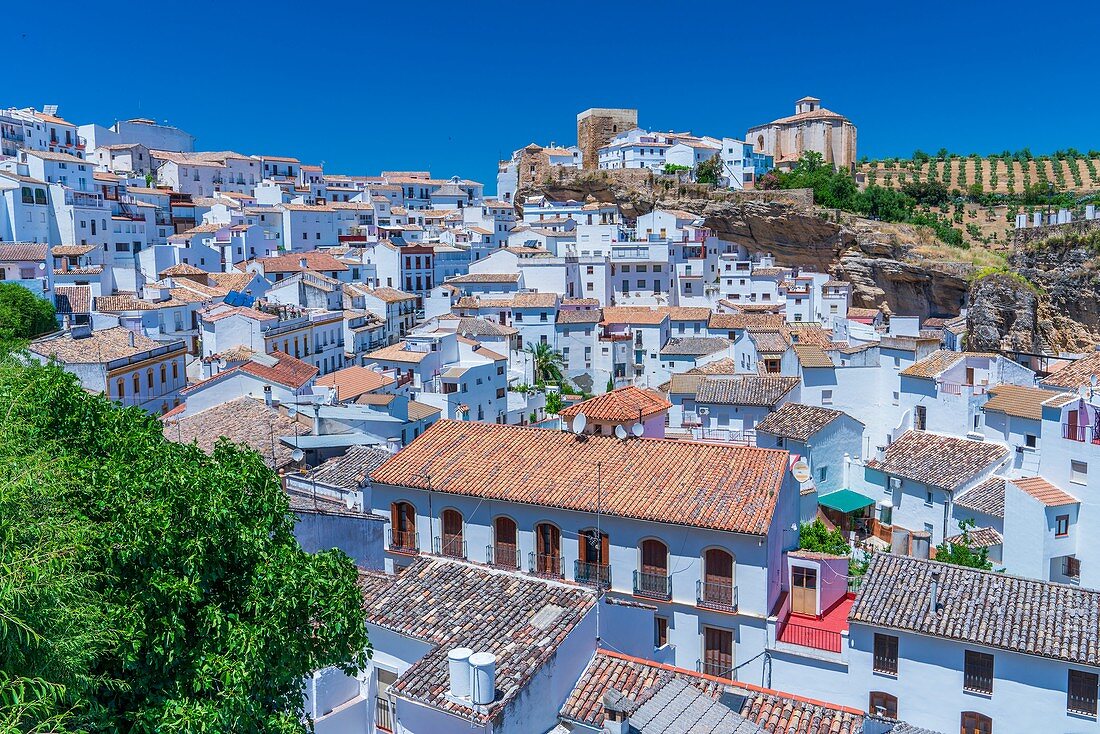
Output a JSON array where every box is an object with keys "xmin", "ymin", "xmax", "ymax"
[
  {"xmin": 494, "ymin": 516, "xmax": 517, "ymax": 568},
  {"xmin": 537, "ymin": 524, "xmax": 560, "ymax": 575},
  {"xmin": 441, "ymin": 509, "xmax": 463, "ymax": 557},
  {"xmin": 960, "ymin": 712, "xmax": 992, "ymax": 734},
  {"xmin": 641, "ymin": 539, "xmax": 667, "ymax": 576},
  {"xmin": 791, "ymin": 566, "xmax": 818, "ymax": 616},
  {"xmin": 703, "ymin": 627, "xmax": 733, "ymax": 679},
  {"xmin": 965, "ymin": 367, "xmax": 975, "ymax": 386},
  {"xmin": 1069, "ymin": 408, "xmax": 1080, "ymax": 440},
  {"xmin": 704, "ymin": 549, "xmax": 734, "ymax": 606}
]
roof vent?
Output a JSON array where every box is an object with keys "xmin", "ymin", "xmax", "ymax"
[
  {"xmin": 127, "ymin": 331, "xmax": 135, "ymax": 347},
  {"xmin": 929, "ymin": 570, "xmax": 940, "ymax": 614},
  {"xmin": 446, "ymin": 647, "xmax": 473, "ymax": 698},
  {"xmin": 468, "ymin": 652, "xmax": 496, "ymax": 706}
]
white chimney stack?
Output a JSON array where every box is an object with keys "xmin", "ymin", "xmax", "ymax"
[
  {"xmin": 842, "ymin": 452, "xmax": 851, "ymax": 488},
  {"xmin": 128, "ymin": 331, "xmax": 136, "ymax": 347},
  {"xmin": 447, "ymin": 648, "xmax": 473, "ymax": 698},
  {"xmin": 299, "ymin": 257, "xmax": 308, "ymax": 268},
  {"xmin": 468, "ymin": 652, "xmax": 496, "ymax": 706}
]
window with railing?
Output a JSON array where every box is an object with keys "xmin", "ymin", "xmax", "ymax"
[
  {"xmin": 375, "ymin": 695, "xmax": 395, "ymax": 731},
  {"xmin": 697, "ymin": 549, "xmax": 736, "ymax": 611},
  {"xmin": 489, "ymin": 516, "xmax": 519, "ymax": 569},
  {"xmin": 575, "ymin": 528, "xmax": 610, "ymax": 587},
  {"xmin": 435, "ymin": 509, "xmax": 465, "ymax": 558},
  {"xmin": 388, "ymin": 501, "xmax": 418, "ymax": 553},
  {"xmin": 635, "ymin": 539, "xmax": 671, "ymax": 600},
  {"xmin": 963, "ymin": 650, "xmax": 994, "ymax": 694},
  {"xmin": 1069, "ymin": 669, "xmax": 1099, "ymax": 717},
  {"xmin": 531, "ymin": 523, "xmax": 561, "ymax": 577},
  {"xmin": 873, "ymin": 633, "xmax": 898, "ymax": 674}
]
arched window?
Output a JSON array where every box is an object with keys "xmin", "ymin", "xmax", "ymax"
[
  {"xmin": 160, "ymin": 364, "xmax": 167, "ymax": 384},
  {"xmin": 492, "ymin": 516, "xmax": 518, "ymax": 569},
  {"xmin": 534, "ymin": 523, "xmax": 561, "ymax": 577},
  {"xmin": 172, "ymin": 361, "xmax": 179, "ymax": 380},
  {"xmin": 756, "ymin": 135, "xmax": 765, "ymax": 152},
  {"xmin": 636, "ymin": 539, "xmax": 670, "ymax": 599},
  {"xmin": 389, "ymin": 501, "xmax": 417, "ymax": 552},
  {"xmin": 132, "ymin": 373, "xmax": 141, "ymax": 397},
  {"xmin": 439, "ymin": 509, "xmax": 464, "ymax": 558},
  {"xmin": 868, "ymin": 692, "xmax": 898, "ymax": 719},
  {"xmin": 960, "ymin": 712, "xmax": 992, "ymax": 734},
  {"xmin": 34, "ymin": 189, "xmax": 47, "ymax": 205},
  {"xmin": 577, "ymin": 528, "xmax": 610, "ymax": 586},
  {"xmin": 21, "ymin": 187, "xmax": 33, "ymax": 204},
  {"xmin": 116, "ymin": 378, "xmax": 125, "ymax": 398},
  {"xmin": 699, "ymin": 549, "xmax": 736, "ymax": 611},
  {"xmin": 147, "ymin": 368, "xmax": 154, "ymax": 389}
]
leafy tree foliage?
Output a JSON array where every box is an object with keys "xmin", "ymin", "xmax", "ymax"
[
  {"xmin": 0, "ymin": 358, "xmax": 369, "ymax": 732},
  {"xmin": 694, "ymin": 156, "xmax": 723, "ymax": 185},
  {"xmin": 0, "ymin": 283, "xmax": 56, "ymax": 346},
  {"xmin": 934, "ymin": 519, "xmax": 993, "ymax": 570},
  {"xmin": 525, "ymin": 341, "xmax": 565, "ymax": 385},
  {"xmin": 798, "ymin": 519, "xmax": 850, "ymax": 556},
  {"xmin": 544, "ymin": 390, "xmax": 563, "ymax": 415},
  {"xmin": 900, "ymin": 179, "xmax": 949, "ymax": 207}
]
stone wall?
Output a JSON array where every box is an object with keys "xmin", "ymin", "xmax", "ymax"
[
  {"xmin": 576, "ymin": 108, "xmax": 637, "ymax": 171},
  {"xmin": 1011, "ymin": 217, "xmax": 1100, "ymax": 247}
]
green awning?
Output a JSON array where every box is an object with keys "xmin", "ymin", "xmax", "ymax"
[{"xmin": 818, "ymin": 488, "xmax": 876, "ymax": 514}]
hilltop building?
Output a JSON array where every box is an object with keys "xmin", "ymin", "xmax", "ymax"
[{"xmin": 747, "ymin": 96, "xmax": 857, "ymax": 172}]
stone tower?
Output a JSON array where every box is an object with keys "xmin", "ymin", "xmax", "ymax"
[{"xmin": 577, "ymin": 108, "xmax": 638, "ymax": 170}]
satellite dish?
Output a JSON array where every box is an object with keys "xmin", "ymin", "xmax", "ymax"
[
  {"xmin": 290, "ymin": 448, "xmax": 305, "ymax": 463},
  {"xmin": 791, "ymin": 460, "xmax": 812, "ymax": 484},
  {"xmin": 572, "ymin": 412, "xmax": 587, "ymax": 434},
  {"xmin": 631, "ymin": 422, "xmax": 644, "ymax": 438},
  {"xmin": 614, "ymin": 425, "xmax": 628, "ymax": 440}
]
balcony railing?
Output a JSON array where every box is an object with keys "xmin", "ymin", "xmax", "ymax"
[
  {"xmin": 433, "ymin": 535, "xmax": 466, "ymax": 559},
  {"xmin": 696, "ymin": 580, "xmax": 738, "ymax": 612},
  {"xmin": 486, "ymin": 543, "xmax": 520, "ymax": 570},
  {"xmin": 375, "ymin": 696, "xmax": 395, "ymax": 732},
  {"xmin": 1062, "ymin": 423, "xmax": 1099, "ymax": 444},
  {"xmin": 696, "ymin": 659, "xmax": 734, "ymax": 680},
  {"xmin": 529, "ymin": 552, "xmax": 563, "ymax": 578},
  {"xmin": 574, "ymin": 560, "xmax": 611, "ymax": 588},
  {"xmin": 776, "ymin": 616, "xmax": 842, "ymax": 653},
  {"xmin": 633, "ymin": 570, "xmax": 672, "ymax": 601},
  {"xmin": 387, "ymin": 529, "xmax": 418, "ymax": 554}
]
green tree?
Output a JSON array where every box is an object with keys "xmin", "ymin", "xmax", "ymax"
[
  {"xmin": 0, "ymin": 358, "xmax": 369, "ymax": 732},
  {"xmin": 694, "ymin": 156, "xmax": 723, "ymax": 185},
  {"xmin": 544, "ymin": 390, "xmax": 563, "ymax": 414},
  {"xmin": 606, "ymin": 376, "xmax": 615, "ymax": 393},
  {"xmin": 525, "ymin": 341, "xmax": 564, "ymax": 385},
  {"xmin": 662, "ymin": 163, "xmax": 690, "ymax": 174},
  {"xmin": 0, "ymin": 283, "xmax": 56, "ymax": 346},
  {"xmin": 900, "ymin": 179, "xmax": 949, "ymax": 207},
  {"xmin": 934, "ymin": 519, "xmax": 993, "ymax": 570},
  {"xmin": 855, "ymin": 186, "xmax": 915, "ymax": 221},
  {"xmin": 798, "ymin": 519, "xmax": 850, "ymax": 556}
]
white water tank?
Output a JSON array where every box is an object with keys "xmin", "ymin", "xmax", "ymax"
[
  {"xmin": 469, "ymin": 652, "xmax": 497, "ymax": 706},
  {"xmin": 447, "ymin": 648, "xmax": 473, "ymax": 698}
]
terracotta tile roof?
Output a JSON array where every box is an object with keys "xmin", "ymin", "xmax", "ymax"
[
  {"xmin": 53, "ymin": 285, "xmax": 91, "ymax": 315},
  {"xmin": 239, "ymin": 350, "xmax": 318, "ymax": 389},
  {"xmin": 24, "ymin": 149, "xmax": 88, "ymax": 164},
  {"xmin": 791, "ymin": 343, "xmax": 834, "ymax": 368},
  {"xmin": 943, "ymin": 526, "xmax": 1003, "ymax": 548},
  {"xmin": 1040, "ymin": 351, "xmax": 1100, "ymax": 389},
  {"xmin": 557, "ymin": 309, "xmax": 603, "ymax": 324},
  {"xmin": 406, "ymin": 400, "xmax": 441, "ymax": 421},
  {"xmin": 878, "ymin": 336, "xmax": 940, "ymax": 351},
  {"xmin": 365, "ymin": 341, "xmax": 432, "ymax": 364},
  {"xmin": 601, "ymin": 306, "xmax": 670, "ymax": 326},
  {"xmin": 297, "ymin": 444, "xmax": 392, "ymax": 490},
  {"xmin": 668, "ymin": 307, "xmax": 712, "ymax": 321},
  {"xmin": 627, "ymin": 677, "xmax": 764, "ymax": 733},
  {"xmin": 363, "ymin": 286, "xmax": 416, "ymax": 303},
  {"xmin": 158, "ymin": 262, "xmax": 208, "ymax": 277},
  {"xmin": 981, "ymin": 384, "xmax": 1057, "ymax": 421},
  {"xmin": 846, "ymin": 307, "xmax": 881, "ymax": 321},
  {"xmin": 451, "ymin": 317, "xmax": 517, "ymax": 337},
  {"xmin": 850, "ymin": 554, "xmax": 1100, "ymax": 665},
  {"xmin": 255, "ymin": 251, "xmax": 349, "ymax": 273},
  {"xmin": 560, "ymin": 650, "xmax": 863, "ymax": 734},
  {"xmin": 361, "ymin": 557, "xmax": 595, "ymax": 723},
  {"xmin": 695, "ymin": 376, "xmax": 800, "ymax": 408},
  {"xmin": 511, "ymin": 291, "xmax": 559, "ymax": 308},
  {"xmin": 446, "ymin": 272, "xmax": 521, "ymax": 283},
  {"xmin": 660, "ymin": 337, "xmax": 731, "ymax": 356},
  {"xmin": 163, "ymin": 396, "xmax": 309, "ymax": 469},
  {"xmin": 755, "ymin": 403, "xmax": 851, "ymax": 441},
  {"xmin": 315, "ymin": 366, "xmax": 394, "ymax": 401},
  {"xmin": 898, "ymin": 350, "xmax": 984, "ymax": 378},
  {"xmin": 201, "ymin": 305, "xmax": 277, "ymax": 323},
  {"xmin": 559, "ymin": 386, "xmax": 671, "ymax": 421},
  {"xmin": 667, "ymin": 373, "xmax": 708, "ymax": 395},
  {"xmin": 953, "ymin": 476, "xmax": 1006, "ymax": 519},
  {"xmin": 50, "ymin": 244, "xmax": 96, "ymax": 256},
  {"xmin": 563, "ymin": 297, "xmax": 600, "ymax": 306},
  {"xmin": 29, "ymin": 326, "xmax": 172, "ymax": 363},
  {"xmin": 1011, "ymin": 476, "xmax": 1079, "ymax": 507},
  {"xmin": 0, "ymin": 243, "xmax": 48, "ymax": 261},
  {"xmin": 787, "ymin": 325, "xmax": 834, "ymax": 347},
  {"xmin": 865, "ymin": 431, "xmax": 1008, "ymax": 492},
  {"xmin": 660, "ymin": 358, "xmax": 740, "ymax": 392},
  {"xmin": 708, "ymin": 313, "xmax": 785, "ymax": 331},
  {"xmin": 371, "ymin": 420, "xmax": 788, "ymax": 535},
  {"xmin": 95, "ymin": 294, "xmax": 191, "ymax": 311}
]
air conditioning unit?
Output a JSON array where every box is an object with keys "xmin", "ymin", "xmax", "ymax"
[
  {"xmin": 888, "ymin": 477, "xmax": 902, "ymax": 490},
  {"xmin": 698, "ymin": 406, "xmax": 710, "ymax": 416}
]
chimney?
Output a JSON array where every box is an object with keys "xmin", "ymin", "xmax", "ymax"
[
  {"xmin": 601, "ymin": 689, "xmax": 635, "ymax": 734},
  {"xmin": 263, "ymin": 384, "xmax": 273, "ymax": 407},
  {"xmin": 299, "ymin": 257, "xmax": 308, "ymax": 268},
  {"xmin": 842, "ymin": 453, "xmax": 851, "ymax": 487},
  {"xmin": 929, "ymin": 570, "xmax": 940, "ymax": 614},
  {"xmin": 127, "ymin": 330, "xmax": 135, "ymax": 347},
  {"xmin": 447, "ymin": 648, "xmax": 473, "ymax": 698}
]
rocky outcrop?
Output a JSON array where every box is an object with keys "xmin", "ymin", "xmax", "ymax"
[
  {"xmin": 965, "ymin": 275, "xmax": 1044, "ymax": 353},
  {"xmin": 1008, "ymin": 236, "xmax": 1100, "ymax": 351}
]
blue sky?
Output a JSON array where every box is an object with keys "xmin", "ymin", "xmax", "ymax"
[{"xmin": 6, "ymin": 0, "xmax": 1097, "ymax": 189}]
